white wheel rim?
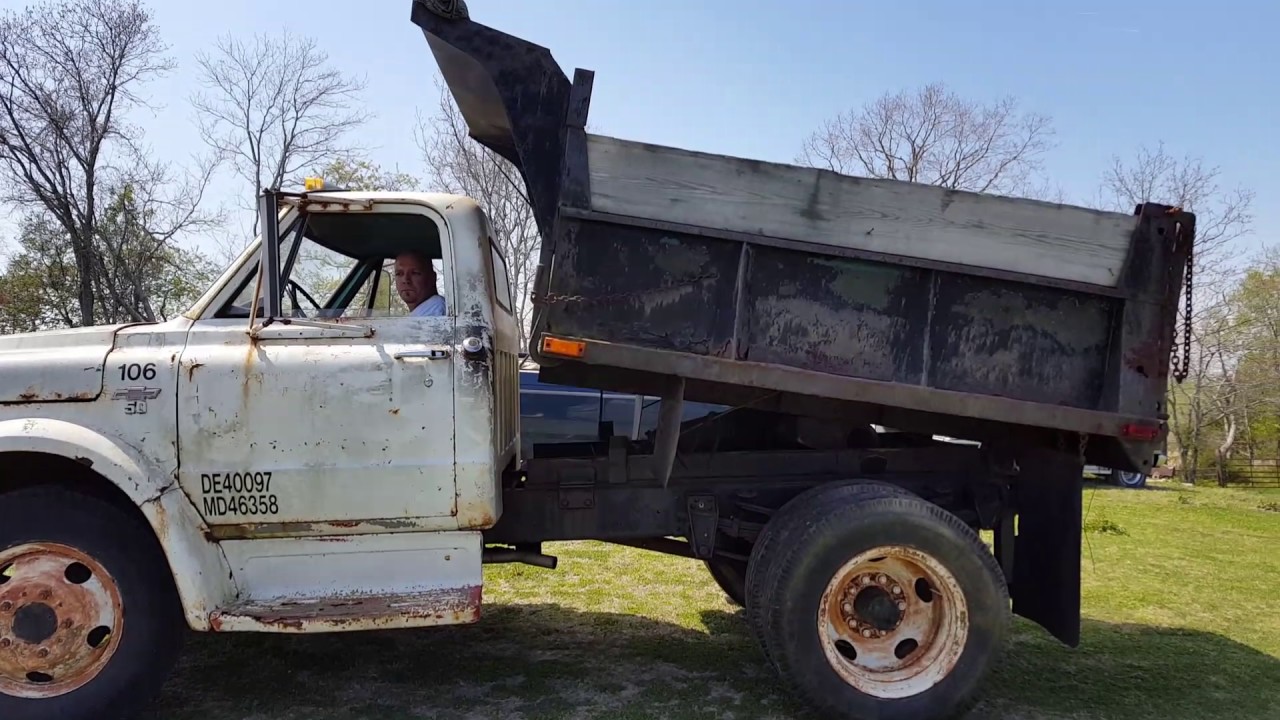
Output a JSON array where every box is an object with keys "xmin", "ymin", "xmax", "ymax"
[{"xmin": 817, "ymin": 545, "xmax": 969, "ymax": 699}]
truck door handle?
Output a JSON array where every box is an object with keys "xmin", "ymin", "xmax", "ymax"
[{"xmin": 394, "ymin": 349, "xmax": 451, "ymax": 360}]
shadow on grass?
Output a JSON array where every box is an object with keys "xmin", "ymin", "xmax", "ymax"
[
  {"xmin": 977, "ymin": 618, "xmax": 1280, "ymax": 720},
  {"xmin": 141, "ymin": 606, "xmax": 1280, "ymax": 720}
]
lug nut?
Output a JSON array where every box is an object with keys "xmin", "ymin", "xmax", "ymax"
[
  {"xmin": 37, "ymin": 648, "xmax": 49, "ymax": 658},
  {"xmin": 0, "ymin": 638, "xmax": 11, "ymax": 648},
  {"xmin": 891, "ymin": 585, "xmax": 903, "ymax": 595},
  {"xmin": 0, "ymin": 601, "xmax": 11, "ymax": 612},
  {"xmin": 876, "ymin": 574, "xmax": 888, "ymax": 585}
]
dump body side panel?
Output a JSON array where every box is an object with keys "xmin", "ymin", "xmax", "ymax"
[
  {"xmin": 539, "ymin": 217, "xmax": 1121, "ymax": 412},
  {"xmin": 534, "ymin": 206, "xmax": 1190, "ymax": 471}
]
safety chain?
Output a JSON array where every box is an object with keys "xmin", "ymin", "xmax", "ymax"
[{"xmin": 1169, "ymin": 213, "xmax": 1193, "ymax": 384}]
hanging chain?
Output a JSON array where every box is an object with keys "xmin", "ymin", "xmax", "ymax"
[{"xmin": 1170, "ymin": 214, "xmax": 1193, "ymax": 384}]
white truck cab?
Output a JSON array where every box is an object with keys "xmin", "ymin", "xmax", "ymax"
[{"xmin": 0, "ymin": 186, "xmax": 521, "ymax": 719}]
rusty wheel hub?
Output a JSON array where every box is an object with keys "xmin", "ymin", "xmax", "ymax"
[
  {"xmin": 0, "ymin": 543, "xmax": 123, "ymax": 699},
  {"xmin": 818, "ymin": 545, "xmax": 968, "ymax": 700}
]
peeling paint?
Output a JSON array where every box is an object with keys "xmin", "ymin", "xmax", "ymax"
[{"xmin": 207, "ymin": 585, "xmax": 482, "ymax": 634}]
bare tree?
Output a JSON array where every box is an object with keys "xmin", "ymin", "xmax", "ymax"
[
  {"xmin": 1100, "ymin": 142, "xmax": 1254, "ymax": 289},
  {"xmin": 0, "ymin": 0, "xmax": 214, "ymax": 326},
  {"xmin": 191, "ymin": 30, "xmax": 369, "ymax": 234},
  {"xmin": 415, "ymin": 82, "xmax": 540, "ymax": 351},
  {"xmin": 797, "ymin": 82, "xmax": 1057, "ymax": 197},
  {"xmin": 1100, "ymin": 142, "xmax": 1255, "ymax": 482}
]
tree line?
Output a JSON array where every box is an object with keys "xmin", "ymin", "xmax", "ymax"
[{"xmin": 0, "ymin": 0, "xmax": 1264, "ymax": 482}]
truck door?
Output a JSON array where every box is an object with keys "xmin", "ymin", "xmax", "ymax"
[{"xmin": 175, "ymin": 204, "xmax": 459, "ymax": 534}]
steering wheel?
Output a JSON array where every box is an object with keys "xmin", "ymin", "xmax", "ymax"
[{"xmin": 285, "ymin": 279, "xmax": 323, "ymax": 318}]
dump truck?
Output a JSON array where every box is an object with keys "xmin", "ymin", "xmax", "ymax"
[{"xmin": 0, "ymin": 2, "xmax": 1195, "ymax": 719}]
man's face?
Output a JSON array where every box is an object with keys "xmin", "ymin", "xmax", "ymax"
[{"xmin": 394, "ymin": 253, "xmax": 436, "ymax": 309}]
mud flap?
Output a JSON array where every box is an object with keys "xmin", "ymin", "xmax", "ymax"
[{"xmin": 1011, "ymin": 447, "xmax": 1083, "ymax": 647}]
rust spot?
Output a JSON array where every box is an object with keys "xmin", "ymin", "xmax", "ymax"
[
  {"xmin": 330, "ymin": 521, "xmax": 359, "ymax": 528},
  {"xmin": 17, "ymin": 392, "xmax": 36, "ymax": 401},
  {"xmin": 149, "ymin": 501, "xmax": 172, "ymax": 547},
  {"xmin": 368, "ymin": 518, "xmax": 416, "ymax": 531},
  {"xmin": 205, "ymin": 522, "xmax": 324, "ymax": 540},
  {"xmin": 454, "ymin": 499, "xmax": 498, "ymax": 530},
  {"xmin": 389, "ymin": 408, "xmax": 400, "ymax": 415},
  {"xmin": 206, "ymin": 586, "xmax": 482, "ymax": 633},
  {"xmin": 1125, "ymin": 337, "xmax": 1167, "ymax": 379},
  {"xmin": 241, "ymin": 340, "xmax": 261, "ymax": 407},
  {"xmin": 316, "ymin": 537, "xmax": 350, "ymax": 543},
  {"xmin": 186, "ymin": 362, "xmax": 205, "ymax": 382}
]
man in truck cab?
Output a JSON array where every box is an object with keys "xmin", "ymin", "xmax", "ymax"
[{"xmin": 394, "ymin": 250, "xmax": 446, "ymax": 316}]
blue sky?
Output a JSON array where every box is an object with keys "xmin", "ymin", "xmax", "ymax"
[{"xmin": 1, "ymin": 0, "xmax": 1275, "ymax": 259}]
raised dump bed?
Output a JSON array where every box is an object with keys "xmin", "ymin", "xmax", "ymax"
[{"xmin": 411, "ymin": 0, "xmax": 1193, "ymax": 475}]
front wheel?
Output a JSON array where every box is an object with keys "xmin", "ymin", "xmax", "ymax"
[
  {"xmin": 0, "ymin": 486, "xmax": 186, "ymax": 720},
  {"xmin": 749, "ymin": 484, "xmax": 1009, "ymax": 720}
]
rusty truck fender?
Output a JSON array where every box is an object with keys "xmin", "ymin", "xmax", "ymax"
[{"xmin": 0, "ymin": 417, "xmax": 236, "ymax": 630}]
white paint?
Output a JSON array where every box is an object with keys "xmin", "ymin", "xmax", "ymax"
[
  {"xmin": 0, "ymin": 324, "xmax": 130, "ymax": 403},
  {"xmin": 0, "ymin": 191, "xmax": 521, "ymax": 635},
  {"xmin": 586, "ymin": 134, "xmax": 1139, "ymax": 288},
  {"xmin": 219, "ymin": 530, "xmax": 480, "ymax": 602}
]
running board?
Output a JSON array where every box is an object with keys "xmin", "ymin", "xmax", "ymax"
[
  {"xmin": 210, "ymin": 530, "xmax": 485, "ymax": 633},
  {"xmin": 209, "ymin": 586, "xmax": 482, "ymax": 633}
]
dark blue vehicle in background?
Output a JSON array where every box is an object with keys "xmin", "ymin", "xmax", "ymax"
[
  {"xmin": 518, "ymin": 366, "xmax": 725, "ymax": 459},
  {"xmin": 519, "ymin": 366, "xmax": 1154, "ymax": 487}
]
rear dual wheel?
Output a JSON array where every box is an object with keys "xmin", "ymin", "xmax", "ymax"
[{"xmin": 745, "ymin": 482, "xmax": 1009, "ymax": 720}]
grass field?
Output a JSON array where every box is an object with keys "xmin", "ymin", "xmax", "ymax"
[{"xmin": 141, "ymin": 484, "xmax": 1280, "ymax": 720}]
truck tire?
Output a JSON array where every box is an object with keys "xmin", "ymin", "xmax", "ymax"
[
  {"xmin": 750, "ymin": 485, "xmax": 1009, "ymax": 720},
  {"xmin": 704, "ymin": 556, "xmax": 747, "ymax": 607},
  {"xmin": 0, "ymin": 486, "xmax": 185, "ymax": 720},
  {"xmin": 744, "ymin": 480, "xmax": 917, "ymax": 668},
  {"xmin": 1113, "ymin": 470, "xmax": 1147, "ymax": 489}
]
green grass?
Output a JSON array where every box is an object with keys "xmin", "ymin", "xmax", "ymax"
[{"xmin": 142, "ymin": 484, "xmax": 1280, "ymax": 720}]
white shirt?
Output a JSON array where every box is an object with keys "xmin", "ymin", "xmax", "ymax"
[{"xmin": 409, "ymin": 294, "xmax": 447, "ymax": 317}]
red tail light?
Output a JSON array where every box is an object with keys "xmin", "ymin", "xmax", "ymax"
[{"xmin": 1121, "ymin": 423, "xmax": 1161, "ymax": 441}]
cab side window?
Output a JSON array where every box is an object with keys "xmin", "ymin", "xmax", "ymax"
[
  {"xmin": 219, "ymin": 226, "xmax": 366, "ymax": 320},
  {"xmin": 214, "ymin": 211, "xmax": 451, "ymax": 321},
  {"xmin": 281, "ymin": 234, "xmax": 362, "ymax": 318}
]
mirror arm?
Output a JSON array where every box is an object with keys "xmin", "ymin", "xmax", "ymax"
[{"xmin": 258, "ymin": 189, "xmax": 284, "ymax": 320}]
